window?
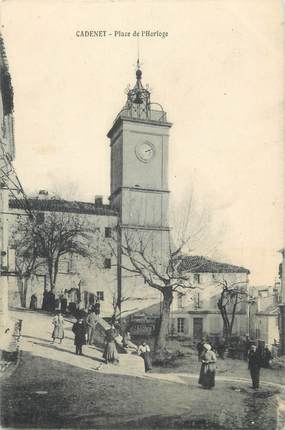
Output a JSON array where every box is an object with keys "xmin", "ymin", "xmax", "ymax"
[
  {"xmin": 104, "ymin": 258, "xmax": 111, "ymax": 269},
  {"xmin": 194, "ymin": 273, "xmax": 201, "ymax": 284},
  {"xmin": 89, "ymin": 293, "xmax": 95, "ymax": 305},
  {"xmin": 58, "ymin": 261, "xmax": 70, "ymax": 273},
  {"xmin": 177, "ymin": 318, "xmax": 185, "ymax": 333},
  {"xmin": 105, "ymin": 227, "xmax": 112, "ymax": 238},
  {"xmin": 96, "ymin": 291, "xmax": 104, "ymax": 301},
  {"xmin": 177, "ymin": 292, "xmax": 183, "ymax": 308},
  {"xmin": 194, "ymin": 292, "xmax": 201, "ymax": 309}
]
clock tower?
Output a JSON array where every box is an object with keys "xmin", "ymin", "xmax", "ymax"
[{"xmin": 107, "ymin": 60, "xmax": 172, "ymax": 311}]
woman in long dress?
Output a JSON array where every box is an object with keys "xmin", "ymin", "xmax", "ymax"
[
  {"xmin": 51, "ymin": 311, "xmax": 64, "ymax": 344},
  {"xmin": 138, "ymin": 341, "xmax": 152, "ymax": 372},
  {"xmin": 29, "ymin": 294, "xmax": 37, "ymax": 310},
  {"xmin": 103, "ymin": 325, "xmax": 119, "ymax": 364},
  {"xmin": 86, "ymin": 309, "xmax": 98, "ymax": 345},
  {"xmin": 198, "ymin": 343, "xmax": 216, "ymax": 389},
  {"xmin": 122, "ymin": 331, "xmax": 131, "ymax": 349}
]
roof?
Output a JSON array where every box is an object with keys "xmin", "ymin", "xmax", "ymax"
[
  {"xmin": 179, "ymin": 255, "xmax": 250, "ymax": 274},
  {"xmin": 9, "ymin": 198, "xmax": 118, "ymax": 217},
  {"xmin": 257, "ymin": 304, "xmax": 279, "ymax": 316}
]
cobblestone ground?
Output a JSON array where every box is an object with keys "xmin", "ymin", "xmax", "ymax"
[{"xmin": 0, "ymin": 309, "xmax": 283, "ymax": 429}]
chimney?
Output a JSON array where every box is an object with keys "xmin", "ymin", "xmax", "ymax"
[
  {"xmin": 38, "ymin": 190, "xmax": 48, "ymax": 200},
  {"xmin": 94, "ymin": 195, "xmax": 103, "ymax": 207}
]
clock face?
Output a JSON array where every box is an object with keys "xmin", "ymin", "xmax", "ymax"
[{"xmin": 135, "ymin": 142, "xmax": 155, "ymax": 163}]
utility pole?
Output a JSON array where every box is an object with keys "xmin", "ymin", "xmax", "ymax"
[
  {"xmin": 0, "ymin": 183, "xmax": 9, "ymax": 328},
  {"xmin": 0, "ymin": 34, "xmax": 34, "ymax": 330},
  {"xmin": 278, "ymin": 248, "xmax": 285, "ymax": 355},
  {"xmin": 116, "ymin": 224, "xmax": 122, "ymax": 323}
]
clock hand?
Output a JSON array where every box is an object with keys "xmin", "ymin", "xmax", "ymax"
[{"xmin": 145, "ymin": 149, "xmax": 152, "ymax": 153}]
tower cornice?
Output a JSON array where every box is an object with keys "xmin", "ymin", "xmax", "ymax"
[
  {"xmin": 107, "ymin": 115, "xmax": 172, "ymax": 139},
  {"xmin": 109, "ymin": 186, "xmax": 170, "ymax": 202}
]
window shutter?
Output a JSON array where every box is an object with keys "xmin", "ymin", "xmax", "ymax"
[{"xmin": 183, "ymin": 317, "xmax": 189, "ymax": 335}]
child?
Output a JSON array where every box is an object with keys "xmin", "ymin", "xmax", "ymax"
[{"xmin": 137, "ymin": 341, "xmax": 152, "ymax": 372}]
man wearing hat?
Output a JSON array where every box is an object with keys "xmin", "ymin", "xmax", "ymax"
[{"xmin": 248, "ymin": 345, "xmax": 262, "ymax": 389}]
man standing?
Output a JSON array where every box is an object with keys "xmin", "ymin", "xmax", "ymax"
[
  {"xmin": 72, "ymin": 317, "xmax": 86, "ymax": 355},
  {"xmin": 94, "ymin": 299, "xmax": 100, "ymax": 316},
  {"xmin": 248, "ymin": 345, "xmax": 262, "ymax": 389},
  {"xmin": 86, "ymin": 308, "xmax": 98, "ymax": 345},
  {"xmin": 60, "ymin": 291, "xmax": 68, "ymax": 314}
]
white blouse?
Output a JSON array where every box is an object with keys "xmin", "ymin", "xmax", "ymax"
[{"xmin": 138, "ymin": 344, "xmax": 150, "ymax": 354}]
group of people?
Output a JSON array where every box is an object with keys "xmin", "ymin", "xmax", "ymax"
[
  {"xmin": 51, "ymin": 312, "xmax": 276, "ymax": 390},
  {"xmin": 71, "ymin": 306, "xmax": 101, "ymax": 355},
  {"xmin": 102, "ymin": 324, "xmax": 152, "ymax": 372},
  {"xmin": 197, "ymin": 337, "xmax": 274, "ymax": 390},
  {"xmin": 29, "ymin": 290, "xmax": 70, "ymax": 313},
  {"xmin": 50, "ymin": 310, "xmax": 152, "ymax": 372},
  {"xmin": 50, "ymin": 304, "xmax": 99, "ymax": 349}
]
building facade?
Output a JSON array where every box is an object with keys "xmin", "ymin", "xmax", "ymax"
[
  {"xmin": 170, "ymin": 257, "xmax": 250, "ymax": 340},
  {"xmin": 8, "ymin": 195, "xmax": 118, "ymax": 316},
  {"xmin": 248, "ymin": 285, "xmax": 280, "ymax": 346},
  {"xmin": 7, "ymin": 61, "xmax": 251, "ymax": 341},
  {"xmin": 0, "ymin": 33, "xmax": 15, "ymax": 328}
]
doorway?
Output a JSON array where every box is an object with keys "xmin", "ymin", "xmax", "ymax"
[{"xmin": 193, "ymin": 317, "xmax": 203, "ymax": 339}]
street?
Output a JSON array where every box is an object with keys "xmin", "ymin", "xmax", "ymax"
[{"xmin": 0, "ymin": 309, "xmax": 283, "ymax": 429}]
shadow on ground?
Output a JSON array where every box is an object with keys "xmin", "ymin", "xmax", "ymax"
[
  {"xmin": 31, "ymin": 341, "xmax": 105, "ymax": 364},
  {"xmin": 0, "ymin": 351, "xmax": 279, "ymax": 429}
]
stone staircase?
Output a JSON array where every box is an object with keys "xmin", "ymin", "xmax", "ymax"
[{"xmin": 92, "ymin": 318, "xmax": 145, "ymax": 375}]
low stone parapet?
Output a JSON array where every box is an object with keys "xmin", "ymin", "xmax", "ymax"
[{"xmin": 92, "ymin": 319, "xmax": 138, "ymax": 354}]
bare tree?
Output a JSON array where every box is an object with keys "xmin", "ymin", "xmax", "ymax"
[
  {"xmin": 12, "ymin": 211, "xmax": 95, "ymax": 293},
  {"xmin": 169, "ymin": 186, "xmax": 223, "ymax": 259},
  {"xmin": 10, "ymin": 218, "xmax": 44, "ymax": 307},
  {"xmin": 216, "ymin": 279, "xmax": 248, "ymax": 342},
  {"xmin": 109, "ymin": 187, "xmax": 223, "ymax": 355},
  {"xmin": 109, "ymin": 226, "xmax": 193, "ymax": 354}
]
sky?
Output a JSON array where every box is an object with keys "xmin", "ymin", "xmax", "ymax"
[{"xmin": 1, "ymin": 0, "xmax": 284, "ymax": 285}]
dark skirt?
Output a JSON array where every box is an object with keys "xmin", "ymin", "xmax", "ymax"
[
  {"xmin": 103, "ymin": 340, "xmax": 119, "ymax": 363},
  {"xmin": 141, "ymin": 352, "xmax": 152, "ymax": 372},
  {"xmin": 74, "ymin": 335, "xmax": 86, "ymax": 347},
  {"xmin": 198, "ymin": 363, "xmax": 215, "ymax": 388}
]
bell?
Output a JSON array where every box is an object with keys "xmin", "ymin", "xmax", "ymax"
[{"xmin": 133, "ymin": 92, "xmax": 143, "ymax": 104}]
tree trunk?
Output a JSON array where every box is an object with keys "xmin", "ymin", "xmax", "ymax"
[
  {"xmin": 218, "ymin": 301, "xmax": 230, "ymax": 342},
  {"xmin": 47, "ymin": 258, "xmax": 55, "ymax": 292},
  {"xmin": 53, "ymin": 255, "xmax": 59, "ymax": 288},
  {"xmin": 155, "ymin": 286, "xmax": 173, "ymax": 353},
  {"xmin": 229, "ymin": 295, "xmax": 238, "ymax": 336}
]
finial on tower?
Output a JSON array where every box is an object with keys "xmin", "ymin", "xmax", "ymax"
[{"xmin": 136, "ymin": 58, "xmax": 142, "ymax": 81}]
